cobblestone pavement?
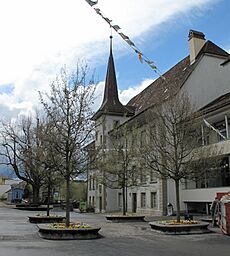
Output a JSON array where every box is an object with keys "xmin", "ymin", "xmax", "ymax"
[{"xmin": 0, "ymin": 203, "xmax": 229, "ymax": 256}]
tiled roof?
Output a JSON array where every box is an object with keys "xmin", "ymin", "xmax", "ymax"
[
  {"xmin": 127, "ymin": 40, "xmax": 229, "ymax": 113},
  {"xmin": 11, "ymin": 181, "xmax": 26, "ymax": 189},
  {"xmin": 127, "ymin": 56, "xmax": 194, "ymax": 113},
  {"xmin": 196, "ymin": 40, "xmax": 229, "ymax": 60}
]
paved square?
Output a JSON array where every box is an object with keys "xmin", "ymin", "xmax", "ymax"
[{"xmin": 0, "ymin": 203, "xmax": 229, "ymax": 256}]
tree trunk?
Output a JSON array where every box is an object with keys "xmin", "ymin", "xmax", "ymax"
[
  {"xmin": 122, "ymin": 186, "xmax": 126, "ymax": 216},
  {"xmin": 65, "ymin": 177, "xmax": 71, "ymax": 227},
  {"xmin": 125, "ymin": 185, "xmax": 128, "ymax": 213},
  {"xmin": 125, "ymin": 166, "xmax": 128, "ymax": 213},
  {"xmin": 46, "ymin": 179, "xmax": 51, "ymax": 216},
  {"xmin": 175, "ymin": 179, "xmax": 181, "ymax": 222},
  {"xmin": 32, "ymin": 186, "xmax": 40, "ymax": 205}
]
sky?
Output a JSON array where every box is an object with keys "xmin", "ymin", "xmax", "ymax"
[{"xmin": 0, "ymin": 0, "xmax": 229, "ymax": 121}]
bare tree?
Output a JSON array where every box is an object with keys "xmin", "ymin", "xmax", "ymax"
[
  {"xmin": 0, "ymin": 116, "xmax": 47, "ymax": 204},
  {"xmin": 140, "ymin": 93, "xmax": 220, "ymax": 222},
  {"xmin": 96, "ymin": 123, "xmax": 139, "ymax": 215},
  {"xmin": 39, "ymin": 64, "xmax": 95, "ymax": 226},
  {"xmin": 35, "ymin": 118, "xmax": 64, "ymax": 216}
]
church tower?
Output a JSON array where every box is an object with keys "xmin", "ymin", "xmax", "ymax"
[
  {"xmin": 93, "ymin": 36, "xmax": 134, "ymax": 120},
  {"xmin": 92, "ymin": 36, "xmax": 135, "ymax": 149},
  {"xmin": 90, "ymin": 36, "xmax": 135, "ymax": 213}
]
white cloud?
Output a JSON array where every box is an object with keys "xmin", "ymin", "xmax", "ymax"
[
  {"xmin": 119, "ymin": 79, "xmax": 154, "ymax": 105},
  {"xmin": 0, "ymin": 0, "xmax": 216, "ymax": 119},
  {"xmin": 93, "ymin": 81, "xmax": 105, "ymax": 111},
  {"xmin": 92, "ymin": 78, "xmax": 154, "ymax": 112}
]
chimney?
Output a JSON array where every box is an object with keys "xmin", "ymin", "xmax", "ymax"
[{"xmin": 188, "ymin": 30, "xmax": 206, "ymax": 64}]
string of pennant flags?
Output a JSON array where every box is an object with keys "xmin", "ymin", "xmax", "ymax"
[{"xmin": 84, "ymin": 0, "xmax": 165, "ymax": 79}]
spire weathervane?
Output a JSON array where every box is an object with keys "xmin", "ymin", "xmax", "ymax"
[{"xmin": 110, "ymin": 34, "xmax": 113, "ymax": 55}]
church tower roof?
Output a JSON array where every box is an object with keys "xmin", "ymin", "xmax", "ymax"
[{"xmin": 92, "ymin": 36, "xmax": 135, "ymax": 120}]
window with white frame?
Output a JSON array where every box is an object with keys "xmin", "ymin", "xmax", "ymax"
[
  {"xmin": 92, "ymin": 196, "xmax": 95, "ymax": 207},
  {"xmin": 89, "ymin": 175, "xmax": 92, "ymax": 191},
  {"xmin": 92, "ymin": 176, "xmax": 96, "ymax": 190},
  {"xmin": 98, "ymin": 184, "xmax": 102, "ymax": 194},
  {"xmin": 118, "ymin": 192, "xmax": 122, "ymax": 208},
  {"xmin": 150, "ymin": 192, "xmax": 157, "ymax": 208},
  {"xmin": 141, "ymin": 192, "xmax": 146, "ymax": 208}
]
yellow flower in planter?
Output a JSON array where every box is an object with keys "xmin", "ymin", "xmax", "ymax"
[
  {"xmin": 50, "ymin": 222, "xmax": 91, "ymax": 229},
  {"xmin": 159, "ymin": 220, "xmax": 198, "ymax": 225}
]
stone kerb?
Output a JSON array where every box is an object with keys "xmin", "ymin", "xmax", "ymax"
[
  {"xmin": 149, "ymin": 221, "xmax": 210, "ymax": 235},
  {"xmin": 37, "ymin": 224, "xmax": 102, "ymax": 240}
]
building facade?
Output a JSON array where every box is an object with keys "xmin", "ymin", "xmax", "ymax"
[{"xmin": 88, "ymin": 30, "xmax": 230, "ymax": 215}]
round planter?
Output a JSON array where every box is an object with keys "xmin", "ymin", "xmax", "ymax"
[
  {"xmin": 37, "ymin": 224, "xmax": 101, "ymax": 240},
  {"xmin": 149, "ymin": 221, "xmax": 210, "ymax": 235},
  {"xmin": 199, "ymin": 218, "xmax": 218, "ymax": 226},
  {"xmin": 106, "ymin": 215, "xmax": 145, "ymax": 222},
  {"xmin": 28, "ymin": 216, "xmax": 65, "ymax": 223}
]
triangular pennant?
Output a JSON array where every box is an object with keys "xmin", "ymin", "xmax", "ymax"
[
  {"xmin": 138, "ymin": 53, "xmax": 143, "ymax": 63},
  {"xmin": 103, "ymin": 17, "xmax": 112, "ymax": 24},
  {"xmin": 126, "ymin": 39, "xmax": 135, "ymax": 47},
  {"xmin": 119, "ymin": 32, "xmax": 129, "ymax": 40},
  {"xmin": 94, "ymin": 8, "xmax": 102, "ymax": 15},
  {"xmin": 149, "ymin": 64, "xmax": 157, "ymax": 69},
  {"xmin": 84, "ymin": 0, "xmax": 163, "ymax": 78},
  {"xmin": 112, "ymin": 25, "xmax": 121, "ymax": 31},
  {"xmin": 134, "ymin": 49, "xmax": 141, "ymax": 54},
  {"xmin": 145, "ymin": 60, "xmax": 154, "ymax": 65}
]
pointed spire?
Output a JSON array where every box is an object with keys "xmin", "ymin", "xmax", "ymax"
[
  {"xmin": 92, "ymin": 36, "xmax": 135, "ymax": 120},
  {"xmin": 101, "ymin": 35, "xmax": 120, "ymax": 107}
]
